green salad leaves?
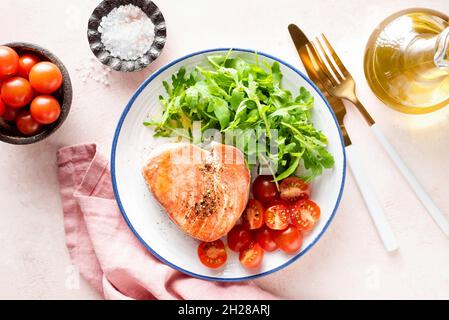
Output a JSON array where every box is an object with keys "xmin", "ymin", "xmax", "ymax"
[{"xmin": 144, "ymin": 53, "xmax": 334, "ymax": 181}]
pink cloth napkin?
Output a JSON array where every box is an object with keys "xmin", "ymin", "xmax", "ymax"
[{"xmin": 57, "ymin": 143, "xmax": 279, "ymax": 300}]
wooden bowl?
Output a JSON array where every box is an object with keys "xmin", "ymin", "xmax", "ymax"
[{"xmin": 0, "ymin": 42, "xmax": 72, "ymax": 145}]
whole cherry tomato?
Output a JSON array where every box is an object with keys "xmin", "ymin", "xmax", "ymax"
[
  {"xmin": 272, "ymin": 225, "xmax": 303, "ymax": 254},
  {"xmin": 18, "ymin": 53, "xmax": 41, "ymax": 78},
  {"xmin": 1, "ymin": 106, "xmax": 21, "ymax": 122},
  {"xmin": 30, "ymin": 95, "xmax": 61, "ymax": 124},
  {"xmin": 16, "ymin": 111, "xmax": 42, "ymax": 136},
  {"xmin": 1, "ymin": 77, "xmax": 34, "ymax": 108},
  {"xmin": 0, "ymin": 46, "xmax": 19, "ymax": 77},
  {"xmin": 227, "ymin": 225, "xmax": 252, "ymax": 252},
  {"xmin": 252, "ymin": 175, "xmax": 279, "ymax": 204},
  {"xmin": 254, "ymin": 226, "xmax": 278, "ymax": 252},
  {"xmin": 29, "ymin": 62, "xmax": 63, "ymax": 94}
]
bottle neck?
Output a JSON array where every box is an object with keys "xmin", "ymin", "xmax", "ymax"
[
  {"xmin": 404, "ymin": 26, "xmax": 449, "ymax": 78},
  {"xmin": 434, "ymin": 27, "xmax": 449, "ymax": 69}
]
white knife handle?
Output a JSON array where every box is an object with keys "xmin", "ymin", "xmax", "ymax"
[
  {"xmin": 371, "ymin": 124, "xmax": 449, "ymax": 236},
  {"xmin": 346, "ymin": 144, "xmax": 399, "ymax": 252}
]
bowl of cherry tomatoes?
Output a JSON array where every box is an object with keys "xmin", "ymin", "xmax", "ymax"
[{"xmin": 0, "ymin": 42, "xmax": 72, "ymax": 145}]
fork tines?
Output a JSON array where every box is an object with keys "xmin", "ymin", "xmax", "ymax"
[{"xmin": 305, "ymin": 34, "xmax": 351, "ymax": 88}]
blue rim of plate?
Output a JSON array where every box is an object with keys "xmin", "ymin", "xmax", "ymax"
[{"xmin": 111, "ymin": 48, "xmax": 347, "ymax": 282}]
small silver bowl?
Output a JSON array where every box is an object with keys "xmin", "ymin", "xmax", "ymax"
[{"xmin": 87, "ymin": 0, "xmax": 167, "ymax": 72}]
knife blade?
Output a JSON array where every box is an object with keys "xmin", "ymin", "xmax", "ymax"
[{"xmin": 288, "ymin": 24, "xmax": 351, "ymax": 146}]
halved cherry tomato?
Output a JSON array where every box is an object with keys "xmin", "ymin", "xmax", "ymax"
[
  {"xmin": 0, "ymin": 98, "xmax": 5, "ymax": 117},
  {"xmin": 198, "ymin": 239, "xmax": 227, "ymax": 269},
  {"xmin": 239, "ymin": 242, "xmax": 264, "ymax": 269},
  {"xmin": 0, "ymin": 46, "xmax": 19, "ymax": 77},
  {"xmin": 242, "ymin": 199, "xmax": 264, "ymax": 230},
  {"xmin": 227, "ymin": 225, "xmax": 252, "ymax": 252},
  {"xmin": 30, "ymin": 95, "xmax": 61, "ymax": 124},
  {"xmin": 16, "ymin": 111, "xmax": 42, "ymax": 136},
  {"xmin": 279, "ymin": 176, "xmax": 310, "ymax": 202},
  {"xmin": 272, "ymin": 225, "xmax": 303, "ymax": 254},
  {"xmin": 254, "ymin": 226, "xmax": 278, "ymax": 252},
  {"xmin": 29, "ymin": 62, "xmax": 63, "ymax": 94},
  {"xmin": 1, "ymin": 106, "xmax": 21, "ymax": 122},
  {"xmin": 1, "ymin": 77, "xmax": 33, "ymax": 108},
  {"xmin": 18, "ymin": 53, "xmax": 41, "ymax": 78},
  {"xmin": 290, "ymin": 199, "xmax": 321, "ymax": 232},
  {"xmin": 252, "ymin": 175, "xmax": 278, "ymax": 204},
  {"xmin": 264, "ymin": 200, "xmax": 289, "ymax": 230}
]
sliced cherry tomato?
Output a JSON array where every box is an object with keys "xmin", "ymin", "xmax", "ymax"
[
  {"xmin": 242, "ymin": 199, "xmax": 264, "ymax": 230},
  {"xmin": 239, "ymin": 242, "xmax": 264, "ymax": 269},
  {"xmin": 30, "ymin": 95, "xmax": 61, "ymax": 124},
  {"xmin": 198, "ymin": 239, "xmax": 227, "ymax": 269},
  {"xmin": 18, "ymin": 53, "xmax": 41, "ymax": 78},
  {"xmin": 272, "ymin": 225, "xmax": 303, "ymax": 254},
  {"xmin": 279, "ymin": 176, "xmax": 310, "ymax": 202},
  {"xmin": 16, "ymin": 111, "xmax": 42, "ymax": 136},
  {"xmin": 29, "ymin": 62, "xmax": 63, "ymax": 94},
  {"xmin": 254, "ymin": 226, "xmax": 278, "ymax": 252},
  {"xmin": 1, "ymin": 106, "xmax": 21, "ymax": 122},
  {"xmin": 290, "ymin": 199, "xmax": 321, "ymax": 232},
  {"xmin": 0, "ymin": 46, "xmax": 19, "ymax": 77},
  {"xmin": 252, "ymin": 175, "xmax": 278, "ymax": 204},
  {"xmin": 0, "ymin": 98, "xmax": 5, "ymax": 117},
  {"xmin": 227, "ymin": 225, "xmax": 252, "ymax": 252},
  {"xmin": 264, "ymin": 200, "xmax": 289, "ymax": 230},
  {"xmin": 1, "ymin": 77, "xmax": 34, "ymax": 108}
]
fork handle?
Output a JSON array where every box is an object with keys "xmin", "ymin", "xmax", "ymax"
[
  {"xmin": 371, "ymin": 124, "xmax": 449, "ymax": 236},
  {"xmin": 346, "ymin": 144, "xmax": 399, "ymax": 252}
]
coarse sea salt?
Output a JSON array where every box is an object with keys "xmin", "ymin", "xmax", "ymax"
[{"xmin": 98, "ymin": 4, "xmax": 155, "ymax": 61}]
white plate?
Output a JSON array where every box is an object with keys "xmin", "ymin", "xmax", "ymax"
[{"xmin": 111, "ymin": 48, "xmax": 346, "ymax": 281}]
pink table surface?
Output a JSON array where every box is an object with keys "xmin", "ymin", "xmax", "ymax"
[{"xmin": 1, "ymin": 0, "xmax": 449, "ymax": 299}]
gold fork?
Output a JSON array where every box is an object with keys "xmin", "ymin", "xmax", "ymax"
[{"xmin": 307, "ymin": 34, "xmax": 449, "ymax": 237}]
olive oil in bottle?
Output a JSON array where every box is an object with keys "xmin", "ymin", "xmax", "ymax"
[{"xmin": 364, "ymin": 8, "xmax": 449, "ymax": 114}]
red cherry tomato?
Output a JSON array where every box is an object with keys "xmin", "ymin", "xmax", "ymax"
[
  {"xmin": 0, "ymin": 46, "xmax": 19, "ymax": 77},
  {"xmin": 254, "ymin": 226, "xmax": 278, "ymax": 252},
  {"xmin": 264, "ymin": 200, "xmax": 290, "ymax": 230},
  {"xmin": 242, "ymin": 199, "xmax": 264, "ymax": 230},
  {"xmin": 272, "ymin": 225, "xmax": 303, "ymax": 254},
  {"xmin": 279, "ymin": 176, "xmax": 310, "ymax": 202},
  {"xmin": 227, "ymin": 225, "xmax": 252, "ymax": 252},
  {"xmin": 0, "ymin": 98, "xmax": 5, "ymax": 117},
  {"xmin": 16, "ymin": 111, "xmax": 42, "ymax": 136},
  {"xmin": 252, "ymin": 175, "xmax": 278, "ymax": 204},
  {"xmin": 30, "ymin": 95, "xmax": 61, "ymax": 124},
  {"xmin": 239, "ymin": 242, "xmax": 264, "ymax": 269},
  {"xmin": 290, "ymin": 199, "xmax": 321, "ymax": 232},
  {"xmin": 1, "ymin": 106, "xmax": 21, "ymax": 122},
  {"xmin": 18, "ymin": 53, "xmax": 41, "ymax": 78},
  {"xmin": 29, "ymin": 62, "xmax": 63, "ymax": 94},
  {"xmin": 1, "ymin": 77, "xmax": 33, "ymax": 108},
  {"xmin": 198, "ymin": 239, "xmax": 227, "ymax": 269}
]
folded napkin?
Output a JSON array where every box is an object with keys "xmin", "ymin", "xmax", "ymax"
[{"xmin": 57, "ymin": 143, "xmax": 279, "ymax": 300}]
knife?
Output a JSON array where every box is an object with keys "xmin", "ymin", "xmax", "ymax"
[
  {"xmin": 288, "ymin": 24, "xmax": 350, "ymax": 146},
  {"xmin": 288, "ymin": 24, "xmax": 399, "ymax": 251}
]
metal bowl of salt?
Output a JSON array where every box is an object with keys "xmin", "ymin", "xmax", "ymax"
[{"xmin": 87, "ymin": 0, "xmax": 166, "ymax": 72}]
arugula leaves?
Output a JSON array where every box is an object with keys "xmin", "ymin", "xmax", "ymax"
[{"xmin": 144, "ymin": 53, "xmax": 334, "ymax": 181}]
